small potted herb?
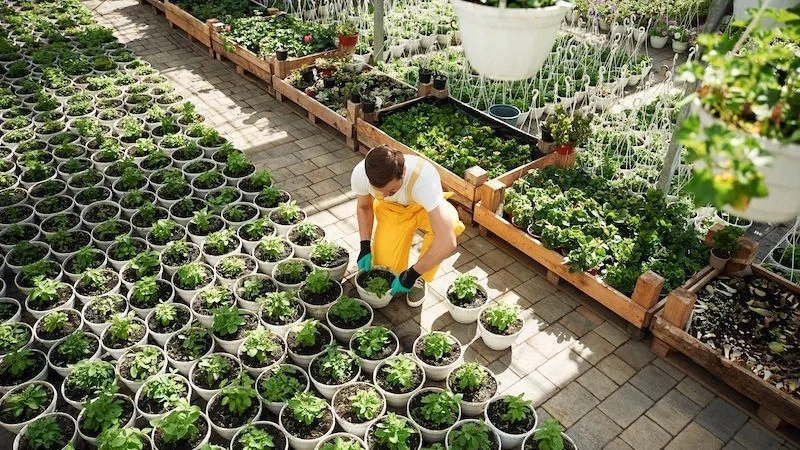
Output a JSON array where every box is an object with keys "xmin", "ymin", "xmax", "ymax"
[
  {"xmin": 187, "ymin": 208, "xmax": 225, "ymax": 246},
  {"xmin": 231, "ymin": 421, "xmax": 288, "ymax": 450},
  {"xmin": 46, "ymin": 229, "xmax": 91, "ymax": 262},
  {"xmin": 373, "ymin": 353, "xmax": 425, "ymax": 409},
  {"xmin": 206, "ymin": 373, "xmax": 262, "ymax": 440},
  {"xmin": 13, "ymin": 412, "xmax": 78, "ymax": 450},
  {"xmin": 0, "ymin": 225, "xmax": 40, "ymax": 254},
  {"xmin": 61, "ymin": 360, "xmax": 117, "ymax": 411},
  {"xmin": 222, "ymin": 152, "xmax": 256, "ymax": 185},
  {"xmin": 80, "ymin": 200, "xmax": 121, "ymax": 230},
  {"xmin": 146, "ymin": 302, "xmax": 192, "ymax": 346},
  {"xmin": 365, "ymin": 412, "xmax": 421, "ymax": 450},
  {"xmin": 309, "ymin": 345, "xmax": 360, "ymax": 400},
  {"xmin": 237, "ymin": 327, "xmax": 286, "ymax": 377},
  {"xmin": 0, "ymin": 349, "xmax": 48, "ymax": 394},
  {"xmin": 0, "ymin": 298, "xmax": 21, "ymax": 324},
  {"xmin": 172, "ymin": 262, "xmax": 215, "ymax": 303},
  {"xmin": 522, "ymin": 419, "xmax": 576, "ymax": 450},
  {"xmin": 121, "ymin": 250, "xmax": 162, "ymax": 289},
  {"xmin": 238, "ymin": 218, "xmax": 276, "ymax": 253},
  {"xmin": 74, "ymin": 268, "xmax": 120, "ymax": 304},
  {"xmin": 159, "ymin": 240, "xmax": 201, "ymax": 277},
  {"xmin": 484, "ymin": 394, "xmax": 537, "ymax": 448},
  {"xmin": 33, "ymin": 309, "xmax": 83, "ymax": 349},
  {"xmin": 0, "ymin": 321, "xmax": 32, "ymax": 357},
  {"xmin": 279, "ymin": 392, "xmax": 335, "ymax": 450},
  {"xmin": 76, "ymin": 389, "xmax": 136, "ymax": 446},
  {"xmin": 165, "ymin": 324, "xmax": 214, "ymax": 376},
  {"xmin": 189, "ymin": 353, "xmax": 241, "ymax": 402},
  {"xmin": 709, "ymin": 225, "xmax": 744, "ymax": 270},
  {"xmin": 299, "ymin": 269, "xmax": 344, "ymax": 320},
  {"xmin": 97, "ymin": 426, "xmax": 153, "ymax": 450},
  {"xmin": 326, "ymin": 296, "xmax": 373, "ymax": 342},
  {"xmin": 8, "ymin": 241, "xmax": 50, "ymax": 274},
  {"xmin": 272, "ymin": 258, "xmax": 313, "ymax": 292},
  {"xmin": 233, "ymin": 273, "xmax": 277, "ymax": 311},
  {"xmin": 191, "ymin": 286, "xmax": 236, "ymax": 327},
  {"xmin": 0, "ymin": 381, "xmax": 57, "ymax": 434},
  {"xmin": 81, "ymin": 294, "xmax": 128, "ymax": 336},
  {"xmin": 446, "ymin": 420, "xmax": 499, "ymax": 450},
  {"xmin": 256, "ymin": 363, "xmax": 310, "ymax": 415},
  {"xmin": 255, "ymin": 186, "xmax": 290, "ymax": 215},
  {"xmin": 478, "ymin": 302, "xmax": 524, "ymax": 350},
  {"xmin": 238, "ymin": 169, "xmax": 273, "ymax": 201},
  {"xmin": 15, "ymin": 260, "xmax": 62, "ymax": 294},
  {"xmin": 214, "ymin": 253, "xmax": 258, "ymax": 287},
  {"xmin": 445, "ymin": 274, "xmax": 487, "ymax": 324},
  {"xmin": 269, "ymin": 201, "xmax": 306, "ymax": 236},
  {"xmin": 259, "ymin": 291, "xmax": 306, "ymax": 337},
  {"xmin": 90, "ymin": 218, "xmax": 132, "ymax": 251},
  {"xmin": 310, "ymin": 240, "xmax": 350, "ymax": 281},
  {"xmin": 169, "ymin": 197, "xmax": 206, "ymax": 226},
  {"xmin": 134, "ymin": 372, "xmax": 191, "ymax": 422},
  {"xmin": 288, "ymin": 221, "xmax": 326, "ymax": 259},
  {"xmin": 447, "ymin": 363, "xmax": 497, "ymax": 417},
  {"xmin": 99, "ymin": 312, "xmax": 148, "ymax": 359},
  {"xmin": 412, "ymin": 331, "xmax": 463, "ymax": 381},
  {"xmin": 151, "ymin": 401, "xmax": 212, "ymax": 450},
  {"xmin": 355, "ymin": 267, "xmax": 395, "ymax": 309},
  {"xmin": 286, "ymin": 319, "xmax": 333, "ymax": 369},
  {"xmin": 131, "ymin": 204, "xmax": 169, "ymax": 236},
  {"xmin": 349, "ymin": 326, "xmax": 400, "ymax": 375},
  {"xmin": 107, "ymin": 235, "xmax": 148, "ymax": 271},
  {"xmin": 201, "ymin": 228, "xmax": 242, "ymax": 267},
  {"xmin": 116, "ymin": 344, "xmax": 167, "ymax": 392},
  {"xmin": 46, "ymin": 330, "xmax": 100, "ymax": 378},
  {"xmin": 146, "ymin": 219, "xmax": 186, "ymax": 252},
  {"xmin": 408, "ymin": 388, "xmax": 462, "ymax": 442},
  {"xmin": 210, "ymin": 305, "xmax": 259, "ymax": 354},
  {"xmin": 25, "ymin": 278, "xmax": 75, "ymax": 321},
  {"xmin": 191, "ymin": 169, "xmax": 226, "ymax": 197},
  {"xmin": 331, "ymin": 381, "xmax": 386, "ymax": 437},
  {"xmin": 254, "ymin": 235, "xmax": 294, "ymax": 274}
]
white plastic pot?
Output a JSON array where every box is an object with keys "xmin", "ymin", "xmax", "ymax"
[
  {"xmin": 47, "ymin": 332, "xmax": 102, "ymax": 378},
  {"xmin": 366, "ymin": 416, "xmax": 422, "ymax": 450},
  {"xmin": 146, "ymin": 303, "xmax": 192, "ymax": 346},
  {"xmin": 355, "ymin": 268, "xmax": 394, "ymax": 309},
  {"xmin": 477, "ymin": 313, "xmax": 524, "ymax": 351},
  {"xmin": 373, "ymin": 356, "xmax": 425, "ymax": 409},
  {"xmin": 77, "ymin": 394, "xmax": 135, "ymax": 446},
  {"xmin": 99, "ymin": 318, "xmax": 149, "ymax": 360},
  {"xmin": 13, "ymin": 413, "xmax": 78, "ymax": 450},
  {"xmin": 447, "ymin": 366, "xmax": 498, "ymax": 417},
  {"xmin": 33, "ymin": 309, "xmax": 84, "ymax": 349},
  {"xmin": 212, "ymin": 309, "xmax": 259, "ymax": 354},
  {"xmin": 412, "ymin": 334, "xmax": 463, "ymax": 381},
  {"xmin": 349, "ymin": 329, "xmax": 400, "ymax": 376},
  {"xmin": 408, "ymin": 387, "xmax": 461, "ymax": 443},
  {"xmin": 331, "ymin": 383, "xmax": 386, "ymax": 438},
  {"xmin": 287, "ymin": 322, "xmax": 333, "ymax": 369},
  {"xmin": 445, "ymin": 420, "xmax": 501, "ymax": 450},
  {"xmin": 309, "ymin": 350, "xmax": 361, "ymax": 400},
  {"xmin": 164, "ymin": 333, "xmax": 215, "ymax": 377},
  {"xmin": 271, "ymin": 258, "xmax": 313, "ymax": 292},
  {"xmin": 237, "ymin": 331, "xmax": 287, "ymax": 378},
  {"xmin": 522, "ymin": 430, "xmax": 576, "ymax": 450},
  {"xmin": 257, "ymin": 364, "xmax": 310, "ymax": 415},
  {"xmin": 0, "ymin": 349, "xmax": 47, "ymax": 394},
  {"xmin": 0, "ymin": 298, "xmax": 21, "ymax": 324},
  {"xmin": 326, "ymin": 298, "xmax": 373, "ymax": 343},
  {"xmin": 206, "ymin": 390, "xmax": 263, "ymax": 440},
  {"xmin": 134, "ymin": 373, "xmax": 192, "ymax": 423},
  {"xmin": 299, "ymin": 279, "xmax": 343, "ymax": 320},
  {"xmin": 189, "ymin": 353, "xmax": 242, "ymax": 402},
  {"xmin": 452, "ymin": 0, "xmax": 572, "ymax": 81},
  {"xmin": 484, "ymin": 396, "xmax": 538, "ymax": 448},
  {"xmin": 150, "ymin": 412, "xmax": 211, "ymax": 450},
  {"xmin": 445, "ymin": 284, "xmax": 488, "ymax": 324},
  {"xmin": 0, "ymin": 381, "xmax": 57, "ymax": 434},
  {"xmin": 116, "ymin": 345, "xmax": 168, "ymax": 393},
  {"xmin": 232, "ymin": 422, "xmax": 288, "ymax": 450},
  {"xmin": 279, "ymin": 401, "xmax": 335, "ymax": 450},
  {"xmin": 81, "ymin": 294, "xmax": 129, "ymax": 336}
]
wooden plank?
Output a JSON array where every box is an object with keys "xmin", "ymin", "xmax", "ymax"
[
  {"xmin": 144, "ymin": 0, "xmax": 164, "ymax": 12},
  {"xmin": 473, "ymin": 202, "xmax": 649, "ymax": 327},
  {"xmin": 163, "ymin": 0, "xmax": 212, "ymax": 48}
]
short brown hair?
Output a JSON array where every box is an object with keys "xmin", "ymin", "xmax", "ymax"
[{"xmin": 365, "ymin": 145, "xmax": 404, "ymax": 188}]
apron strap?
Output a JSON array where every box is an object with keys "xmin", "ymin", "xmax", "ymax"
[{"xmin": 405, "ymin": 159, "xmax": 424, "ymax": 201}]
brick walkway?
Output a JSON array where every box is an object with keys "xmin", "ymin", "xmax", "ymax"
[{"xmin": 84, "ymin": 1, "xmax": 798, "ymax": 448}]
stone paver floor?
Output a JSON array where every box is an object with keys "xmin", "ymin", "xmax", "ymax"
[{"xmin": 84, "ymin": 1, "xmax": 799, "ymax": 448}]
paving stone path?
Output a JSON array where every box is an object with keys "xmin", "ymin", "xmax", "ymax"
[{"xmin": 81, "ymin": 1, "xmax": 799, "ymax": 448}]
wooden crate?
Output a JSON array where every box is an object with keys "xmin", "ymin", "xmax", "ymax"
[
  {"xmin": 650, "ymin": 263, "xmax": 800, "ymax": 439},
  {"xmin": 209, "ymin": 20, "xmax": 275, "ymax": 88},
  {"xmin": 272, "ymin": 47, "xmax": 349, "ymax": 79},
  {"xmin": 163, "ymin": 0, "xmax": 213, "ymax": 55},
  {"xmin": 472, "ymin": 175, "xmax": 668, "ymax": 331},
  {"xmin": 355, "ymin": 96, "xmax": 550, "ymax": 216}
]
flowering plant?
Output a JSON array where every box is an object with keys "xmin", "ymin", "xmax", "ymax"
[
  {"xmin": 671, "ymin": 25, "xmax": 695, "ymax": 42},
  {"xmin": 649, "ymin": 17, "xmax": 670, "ymax": 37}
]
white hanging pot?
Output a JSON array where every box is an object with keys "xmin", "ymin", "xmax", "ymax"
[
  {"xmin": 451, "ymin": 0, "xmax": 573, "ymax": 81},
  {"xmin": 692, "ymin": 98, "xmax": 800, "ymax": 223}
]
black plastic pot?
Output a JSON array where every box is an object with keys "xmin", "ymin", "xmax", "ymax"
[
  {"xmin": 350, "ymin": 92, "xmax": 361, "ymax": 104},
  {"xmin": 276, "ymin": 49, "xmax": 288, "ymax": 61},
  {"xmin": 419, "ymin": 70, "xmax": 433, "ymax": 84},
  {"xmin": 302, "ymin": 70, "xmax": 315, "ymax": 83},
  {"xmin": 362, "ymin": 101, "xmax": 376, "ymax": 114},
  {"xmin": 323, "ymin": 77, "xmax": 335, "ymax": 88},
  {"xmin": 433, "ymin": 76, "xmax": 447, "ymax": 90},
  {"xmin": 540, "ymin": 126, "xmax": 554, "ymax": 143}
]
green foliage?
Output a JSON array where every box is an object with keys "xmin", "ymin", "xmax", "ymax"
[
  {"xmin": 260, "ymin": 365, "xmax": 305, "ymax": 402},
  {"xmin": 24, "ymin": 415, "xmax": 65, "ymax": 450},
  {"xmin": 221, "ymin": 14, "xmax": 337, "ymax": 58},
  {"xmin": 97, "ymin": 426, "xmax": 152, "ymax": 450},
  {"xmin": 448, "ymin": 421, "xmax": 492, "ymax": 450},
  {"xmin": 500, "ymin": 395, "xmax": 532, "ymax": 423},
  {"xmin": 482, "ymin": 303, "xmax": 520, "ymax": 333},
  {"xmin": 287, "ymin": 392, "xmax": 326, "ymax": 425},
  {"xmin": 374, "ymin": 413, "xmax": 416, "ymax": 450},
  {"xmin": 0, "ymin": 349, "xmax": 38, "ymax": 378},
  {"xmin": 219, "ymin": 373, "xmax": 257, "ymax": 415},
  {"xmin": 131, "ymin": 276, "xmax": 160, "ymax": 307},
  {"xmin": 382, "ymin": 356, "xmax": 417, "ymax": 389},
  {"xmin": 712, "ymin": 226, "xmax": 744, "ymax": 258},
  {"xmin": 176, "ymin": 262, "xmax": 208, "ymax": 289},
  {"xmin": 451, "ymin": 274, "xmax": 478, "ymax": 300},
  {"xmin": 328, "ymin": 297, "xmax": 369, "ymax": 324},
  {"xmin": 453, "ymin": 363, "xmax": 488, "ymax": 391},
  {"xmin": 82, "ymin": 390, "xmax": 124, "ymax": 433},
  {"xmin": 276, "ymin": 260, "xmax": 308, "ymax": 283},
  {"xmin": 533, "ymin": 419, "xmax": 564, "ymax": 450},
  {"xmin": 141, "ymin": 374, "xmax": 184, "ymax": 412},
  {"xmin": 237, "ymin": 424, "xmax": 276, "ymax": 450},
  {"xmin": 292, "ymin": 319, "xmax": 320, "ymax": 347},
  {"xmin": 154, "ymin": 302, "xmax": 178, "ymax": 327},
  {"xmin": 304, "ymin": 269, "xmax": 332, "ymax": 295},
  {"xmin": 56, "ymin": 330, "xmax": 92, "ymax": 363},
  {"xmin": 544, "ymin": 105, "xmax": 593, "ymax": 147},
  {"xmin": 419, "ymin": 390, "xmax": 462, "ymax": 426},
  {"xmin": 315, "ymin": 346, "xmax": 355, "ymax": 383},
  {"xmin": 310, "ymin": 240, "xmax": 344, "ymax": 264},
  {"xmin": 365, "ymin": 277, "xmax": 390, "ymax": 297},
  {"xmin": 107, "ymin": 312, "xmax": 143, "ymax": 343},
  {"xmin": 261, "ymin": 291, "xmax": 297, "ymax": 322},
  {"xmin": 320, "ymin": 436, "xmax": 361, "ymax": 450},
  {"xmin": 125, "ymin": 346, "xmax": 162, "ymax": 381},
  {"xmin": 29, "ymin": 278, "xmax": 65, "ymax": 306},
  {"xmin": 176, "ymin": 325, "xmax": 211, "ymax": 360},
  {"xmin": 197, "ymin": 354, "xmax": 232, "ymax": 385},
  {"xmin": 66, "ymin": 360, "xmax": 116, "ymax": 397},
  {"xmin": 242, "ymin": 328, "xmax": 280, "ymax": 364},
  {"xmin": 217, "ymin": 255, "xmax": 247, "ymax": 278},
  {"xmin": 349, "ymin": 388, "xmax": 383, "ymax": 421},
  {"xmin": 2, "ymin": 383, "xmax": 49, "ymax": 419},
  {"xmin": 422, "ymin": 332, "xmax": 453, "ymax": 361},
  {"xmin": 257, "ymin": 235, "xmax": 287, "ymax": 259},
  {"xmin": 212, "ymin": 306, "xmax": 246, "ymax": 337},
  {"xmin": 152, "ymin": 400, "xmax": 202, "ymax": 444},
  {"xmin": 204, "ymin": 228, "xmax": 236, "ymax": 255},
  {"xmin": 353, "ymin": 326, "xmax": 390, "ymax": 358},
  {"xmin": 41, "ymin": 311, "xmax": 68, "ymax": 334}
]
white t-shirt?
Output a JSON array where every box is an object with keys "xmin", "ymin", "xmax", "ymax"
[{"xmin": 351, "ymin": 154, "xmax": 444, "ymax": 212}]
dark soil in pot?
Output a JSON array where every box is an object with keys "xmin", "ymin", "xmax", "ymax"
[
  {"xmin": 132, "ymin": 208, "xmax": 168, "ymax": 228},
  {"xmin": 487, "ymin": 400, "xmax": 535, "ymax": 435},
  {"xmin": 310, "ymin": 247, "xmax": 348, "ymax": 269},
  {"xmin": 375, "ymin": 359, "xmax": 422, "ymax": 394},
  {"xmin": 171, "ymin": 198, "xmax": 206, "ymax": 219},
  {"xmin": 208, "ymin": 394, "xmax": 259, "ymax": 429},
  {"xmin": 80, "ymin": 397, "xmax": 134, "ymax": 438},
  {"xmin": 269, "ymin": 210, "xmax": 304, "ymax": 226},
  {"xmin": 51, "ymin": 335, "xmax": 99, "ymax": 368},
  {"xmin": 35, "ymin": 310, "xmax": 81, "ymax": 341},
  {"xmin": 76, "ymin": 273, "xmax": 117, "ymax": 297},
  {"xmin": 0, "ymin": 189, "xmax": 27, "ymax": 207},
  {"xmin": 102, "ymin": 321, "xmax": 145, "ymax": 349},
  {"xmin": 409, "ymin": 392, "xmax": 456, "ymax": 430},
  {"xmin": 274, "ymin": 263, "xmax": 311, "ymax": 285},
  {"xmin": 328, "ymin": 305, "xmax": 370, "ymax": 330},
  {"xmin": 192, "ymin": 290, "xmax": 234, "ymax": 316},
  {"xmin": 192, "ymin": 356, "xmax": 239, "ymax": 390},
  {"xmin": 84, "ymin": 204, "xmax": 119, "ymax": 224},
  {"xmin": 185, "ymin": 160, "xmax": 215, "ymax": 175},
  {"xmin": 282, "ymin": 407, "xmax": 333, "ymax": 440},
  {"xmin": 35, "ymin": 196, "xmax": 71, "ymax": 215},
  {"xmin": 0, "ymin": 384, "xmax": 54, "ymax": 423},
  {"xmin": 122, "ymin": 264, "xmax": 160, "ymax": 284},
  {"xmin": 525, "ymin": 437, "xmax": 575, "ymax": 450},
  {"xmin": 367, "ymin": 422, "xmax": 420, "ymax": 450},
  {"xmin": 0, "ymin": 302, "xmax": 20, "ymax": 322},
  {"xmin": 334, "ymin": 385, "xmax": 382, "ymax": 424},
  {"xmin": 288, "ymin": 225, "xmax": 324, "ymax": 247},
  {"xmin": 255, "ymin": 190, "xmax": 290, "ymax": 209},
  {"xmin": 236, "ymin": 277, "xmax": 276, "ymax": 303},
  {"xmin": 109, "ymin": 239, "xmax": 148, "ymax": 262},
  {"xmin": 2, "ymin": 352, "xmax": 45, "ymax": 385},
  {"xmin": 148, "ymin": 307, "xmax": 191, "ymax": 334},
  {"xmin": 162, "ymin": 245, "xmax": 200, "ymax": 268},
  {"xmin": 17, "ymin": 261, "xmax": 61, "ymax": 289},
  {"xmin": 310, "ymin": 355, "xmax": 358, "ymax": 386},
  {"xmin": 148, "ymin": 227, "xmax": 185, "ymax": 247},
  {"xmin": 447, "ymin": 287, "xmax": 487, "ymax": 309},
  {"xmin": 27, "ymin": 285, "xmax": 72, "ymax": 312},
  {"xmin": 49, "ymin": 231, "xmax": 90, "ymax": 254},
  {"xmin": 354, "ymin": 332, "xmax": 398, "ymax": 361},
  {"xmin": 42, "ymin": 213, "xmax": 80, "ymax": 234},
  {"xmin": 213, "ymin": 313, "xmax": 258, "ymax": 342},
  {"xmin": 75, "ymin": 187, "xmax": 111, "ymax": 206},
  {"xmin": 84, "ymin": 296, "xmax": 126, "ymax": 325},
  {"xmin": 357, "ymin": 269, "xmax": 395, "ymax": 291},
  {"xmin": 447, "ymin": 372, "xmax": 497, "ymax": 404},
  {"xmin": 260, "ymin": 300, "xmax": 303, "ymax": 326},
  {"xmin": 232, "ymin": 423, "xmax": 286, "ymax": 450},
  {"xmin": 254, "ymin": 241, "xmax": 292, "ymax": 262},
  {"xmin": 119, "ymin": 353, "xmax": 165, "ymax": 383},
  {"xmin": 287, "ymin": 327, "xmax": 331, "ymax": 356},
  {"xmin": 203, "ymin": 238, "xmax": 240, "ymax": 257},
  {"xmin": 217, "ymin": 257, "xmax": 256, "ymax": 281},
  {"xmin": 138, "ymin": 376, "xmax": 189, "ymax": 415},
  {"xmin": 166, "ymin": 333, "xmax": 213, "ymax": 363},
  {"xmin": 299, "ymin": 282, "xmax": 339, "ymax": 306},
  {"xmin": 240, "ymin": 333, "xmax": 284, "ymax": 369},
  {"xmin": 65, "ymin": 251, "xmax": 104, "ymax": 275},
  {"xmin": 18, "ymin": 414, "xmax": 75, "ymax": 450},
  {"xmin": 413, "ymin": 337, "xmax": 460, "ymax": 367},
  {"xmin": 1, "ymin": 225, "xmax": 39, "ymax": 246},
  {"xmin": 188, "ymin": 216, "xmax": 224, "ymax": 237},
  {"xmin": 153, "ymin": 418, "xmax": 208, "ymax": 450},
  {"xmin": 130, "ymin": 281, "xmax": 174, "ymax": 309},
  {"xmin": 30, "ymin": 180, "xmax": 66, "ymax": 198}
]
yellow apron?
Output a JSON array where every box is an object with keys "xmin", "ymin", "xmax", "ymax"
[{"xmin": 372, "ymin": 160, "xmax": 466, "ymax": 282}]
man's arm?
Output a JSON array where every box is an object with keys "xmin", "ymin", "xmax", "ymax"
[
  {"xmin": 356, "ymin": 194, "xmax": 374, "ymax": 241},
  {"xmin": 411, "ymin": 204, "xmax": 456, "ymax": 274}
]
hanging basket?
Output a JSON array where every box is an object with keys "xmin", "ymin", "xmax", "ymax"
[
  {"xmin": 692, "ymin": 99, "xmax": 800, "ymax": 223},
  {"xmin": 451, "ymin": 0, "xmax": 573, "ymax": 81}
]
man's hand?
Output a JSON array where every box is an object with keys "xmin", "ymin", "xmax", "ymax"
[
  {"xmin": 391, "ymin": 267, "xmax": 421, "ymax": 295},
  {"xmin": 357, "ymin": 240, "xmax": 372, "ymax": 271}
]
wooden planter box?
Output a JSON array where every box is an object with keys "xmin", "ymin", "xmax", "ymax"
[
  {"xmin": 650, "ymin": 261, "xmax": 800, "ymax": 439},
  {"xmin": 163, "ymin": 0, "xmax": 213, "ymax": 53},
  {"xmin": 355, "ymin": 96, "xmax": 549, "ymax": 217},
  {"xmin": 472, "ymin": 172, "xmax": 667, "ymax": 332}
]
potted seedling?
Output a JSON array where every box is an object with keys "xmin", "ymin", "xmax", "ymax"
[
  {"xmin": 117, "ymin": 344, "xmax": 167, "ymax": 392},
  {"xmin": 239, "ymin": 169, "xmax": 273, "ymax": 202},
  {"xmin": 255, "ymin": 186, "xmax": 291, "ymax": 216},
  {"xmin": 147, "ymin": 219, "xmax": 186, "ymax": 252},
  {"xmin": 41, "ymin": 214, "xmax": 81, "ymax": 241},
  {"xmin": 408, "ymin": 388, "xmax": 462, "ymax": 442},
  {"xmin": 222, "ymin": 202, "xmax": 259, "ymax": 229},
  {"xmin": 709, "ymin": 225, "xmax": 744, "ymax": 270},
  {"xmin": 81, "ymin": 201, "xmax": 121, "ymax": 230},
  {"xmin": 1, "ymin": 226, "xmax": 42, "ymax": 255},
  {"xmin": 151, "ymin": 401, "xmax": 212, "ymax": 450},
  {"xmin": 316, "ymin": 434, "xmax": 367, "ymax": 450},
  {"xmin": 134, "ymin": 372, "xmax": 192, "ymax": 422},
  {"xmin": 146, "ymin": 302, "xmax": 192, "ymax": 346},
  {"xmin": 13, "ymin": 413, "xmax": 78, "ymax": 450},
  {"xmin": 413, "ymin": 331, "xmax": 463, "ymax": 381},
  {"xmin": 485, "ymin": 394, "xmax": 537, "ymax": 448},
  {"xmin": 326, "ymin": 296, "xmax": 373, "ymax": 342},
  {"xmin": 446, "ymin": 420, "xmax": 499, "ymax": 450},
  {"xmin": 309, "ymin": 345, "xmax": 360, "ymax": 400},
  {"xmin": 33, "ymin": 309, "xmax": 83, "ymax": 349},
  {"xmin": 254, "ymin": 235, "xmax": 294, "ymax": 274},
  {"xmin": 97, "ymin": 426, "xmax": 154, "ymax": 450},
  {"xmin": 165, "ymin": 324, "xmax": 215, "ymax": 376},
  {"xmin": 205, "ymin": 373, "xmax": 262, "ymax": 440},
  {"xmin": 202, "ymin": 228, "xmax": 242, "ymax": 267},
  {"xmin": 63, "ymin": 247, "xmax": 106, "ymax": 283},
  {"xmin": 0, "ymin": 298, "xmax": 22, "ymax": 324},
  {"xmin": 223, "ymin": 152, "xmax": 256, "ymax": 185},
  {"xmin": 173, "ymin": 141, "xmax": 203, "ymax": 168},
  {"xmin": 8, "ymin": 241, "xmax": 51, "ymax": 274},
  {"xmin": 238, "ymin": 327, "xmax": 286, "ymax": 376},
  {"xmin": 337, "ymin": 22, "xmax": 359, "ymax": 47},
  {"xmin": 107, "ymin": 235, "xmax": 148, "ymax": 271},
  {"xmin": 192, "ymin": 169, "xmax": 226, "ymax": 197},
  {"xmin": 170, "ymin": 197, "xmax": 206, "ymax": 227},
  {"xmin": 522, "ymin": 419, "xmax": 576, "ymax": 450},
  {"xmin": 331, "ymin": 382, "xmax": 386, "ymax": 438},
  {"xmin": 81, "ymin": 294, "xmax": 128, "ymax": 335},
  {"xmin": 0, "ymin": 321, "xmax": 32, "ymax": 358},
  {"xmin": 173, "ymin": 262, "xmax": 215, "ymax": 303},
  {"xmin": 191, "ymin": 285, "xmax": 235, "ymax": 327},
  {"xmin": 259, "ymin": 290, "xmax": 306, "ymax": 336},
  {"xmin": 356, "ymin": 267, "xmax": 395, "ymax": 309},
  {"xmin": 184, "ymin": 160, "xmax": 217, "ymax": 183},
  {"xmin": 74, "ymin": 267, "xmax": 120, "ymax": 304},
  {"xmin": 215, "ymin": 253, "xmax": 258, "ymax": 287},
  {"xmin": 288, "ymin": 221, "xmax": 326, "ymax": 259},
  {"xmin": 447, "ymin": 362, "xmax": 498, "ymax": 417},
  {"xmin": 34, "ymin": 195, "xmax": 73, "ymax": 221},
  {"xmin": 279, "ymin": 392, "xmax": 335, "ymax": 450},
  {"xmin": 100, "ymin": 312, "xmax": 148, "ymax": 359},
  {"xmin": 544, "ymin": 105, "xmax": 593, "ymax": 156},
  {"xmin": 77, "ymin": 389, "xmax": 136, "ymax": 446},
  {"xmin": 61, "ymin": 359, "xmax": 117, "ymax": 411},
  {"xmin": 131, "ymin": 204, "xmax": 169, "ymax": 238},
  {"xmin": 91, "ymin": 218, "xmax": 131, "ymax": 251},
  {"xmin": 366, "ymin": 412, "xmax": 422, "ymax": 450},
  {"xmin": 15, "ymin": 260, "xmax": 62, "ymax": 294},
  {"xmin": 47, "ymin": 330, "xmax": 101, "ymax": 378},
  {"xmin": 478, "ymin": 302, "xmax": 524, "ymax": 350},
  {"xmin": 46, "ymin": 230, "xmax": 90, "ymax": 262},
  {"xmin": 234, "ymin": 273, "xmax": 277, "ymax": 311},
  {"xmin": 187, "ymin": 209, "xmax": 225, "ymax": 246},
  {"xmin": 350, "ymin": 325, "xmax": 400, "ymax": 375},
  {"xmin": 75, "ymin": 186, "xmax": 113, "ymax": 210},
  {"xmin": 211, "ymin": 305, "xmax": 259, "ymax": 354},
  {"xmin": 310, "ymin": 240, "xmax": 350, "ymax": 281},
  {"xmin": 257, "ymin": 363, "xmax": 310, "ymax": 415},
  {"xmin": 25, "ymin": 278, "xmax": 75, "ymax": 321},
  {"xmin": 272, "ymin": 258, "xmax": 313, "ymax": 292},
  {"xmin": 160, "ymin": 240, "xmax": 201, "ymax": 277},
  {"xmin": 0, "ymin": 349, "xmax": 48, "ymax": 394},
  {"xmin": 286, "ymin": 319, "xmax": 334, "ymax": 369},
  {"xmin": 270, "ymin": 201, "xmax": 306, "ymax": 236},
  {"xmin": 189, "ymin": 353, "xmax": 241, "ymax": 402},
  {"xmin": 238, "ymin": 218, "xmax": 276, "ymax": 253},
  {"xmin": 232, "ymin": 421, "xmax": 288, "ymax": 450},
  {"xmin": 374, "ymin": 354, "xmax": 426, "ymax": 409},
  {"xmin": 446, "ymin": 274, "xmax": 487, "ymax": 324},
  {"xmin": 299, "ymin": 269, "xmax": 344, "ymax": 319},
  {"xmin": 0, "ymin": 381, "xmax": 57, "ymax": 434}
]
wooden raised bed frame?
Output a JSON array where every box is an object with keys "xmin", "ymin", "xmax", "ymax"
[
  {"xmin": 163, "ymin": 0, "xmax": 213, "ymax": 55},
  {"xmin": 473, "ymin": 172, "xmax": 667, "ymax": 332},
  {"xmin": 355, "ymin": 94, "xmax": 551, "ymax": 218},
  {"xmin": 650, "ymin": 258, "xmax": 800, "ymax": 441}
]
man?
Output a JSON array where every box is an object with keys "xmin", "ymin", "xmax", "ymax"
[{"xmin": 351, "ymin": 145, "xmax": 465, "ymax": 300}]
